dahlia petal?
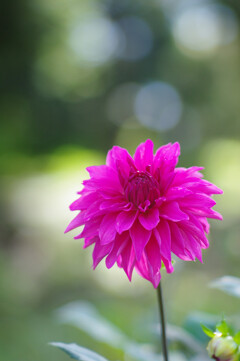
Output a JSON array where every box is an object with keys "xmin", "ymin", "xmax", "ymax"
[
  {"xmin": 183, "ymin": 180, "xmax": 223, "ymax": 195},
  {"xmin": 152, "ymin": 272, "xmax": 161, "ymax": 288},
  {"xmin": 179, "ymin": 194, "xmax": 216, "ymax": 208},
  {"xmin": 65, "ymin": 212, "xmax": 86, "ymax": 233},
  {"xmin": 154, "ymin": 142, "xmax": 180, "ymax": 171},
  {"xmin": 188, "ymin": 208, "xmax": 223, "ymax": 220},
  {"xmin": 116, "ymin": 210, "xmax": 138, "ymax": 234},
  {"xmin": 83, "ymin": 236, "xmax": 98, "ymax": 249},
  {"xmin": 92, "ymin": 241, "xmax": 113, "ymax": 269},
  {"xmin": 134, "ymin": 139, "xmax": 154, "ymax": 171},
  {"xmin": 74, "ymin": 217, "xmax": 102, "ymax": 239},
  {"xmin": 155, "ymin": 220, "xmax": 172, "ymax": 261},
  {"xmin": 105, "ymin": 233, "xmax": 129, "ymax": 269},
  {"xmin": 172, "ymin": 167, "xmax": 204, "ymax": 186},
  {"xmin": 153, "ymin": 143, "xmax": 180, "ymax": 192},
  {"xmin": 87, "ymin": 165, "xmax": 118, "ymax": 181},
  {"xmin": 170, "ymin": 222, "xmax": 193, "ymax": 261},
  {"xmin": 199, "ymin": 217, "xmax": 210, "ymax": 234},
  {"xmin": 70, "ymin": 193, "xmax": 100, "ymax": 211},
  {"xmin": 99, "ymin": 213, "xmax": 117, "ymax": 245},
  {"xmin": 180, "ymin": 216, "xmax": 209, "ymax": 248},
  {"xmin": 160, "ymin": 201, "xmax": 189, "ymax": 222},
  {"xmin": 99, "ymin": 198, "xmax": 127, "ymax": 211},
  {"xmin": 139, "ymin": 208, "xmax": 160, "ymax": 231},
  {"xmin": 135, "ymin": 253, "xmax": 151, "ymax": 283},
  {"xmin": 130, "ymin": 220, "xmax": 151, "ymax": 261},
  {"xmin": 162, "ymin": 257, "xmax": 174, "ymax": 273},
  {"xmin": 165, "ymin": 187, "xmax": 193, "ymax": 201},
  {"xmin": 83, "ymin": 165, "xmax": 123, "ymax": 193},
  {"xmin": 180, "ymin": 229, "xmax": 203, "ymax": 262},
  {"xmin": 182, "ymin": 166, "xmax": 204, "ymax": 178},
  {"xmin": 145, "ymin": 234, "xmax": 162, "ymax": 274},
  {"xmin": 117, "ymin": 242, "xmax": 135, "ymax": 281},
  {"xmin": 84, "ymin": 200, "xmax": 105, "ymax": 220},
  {"xmin": 106, "ymin": 146, "xmax": 134, "ymax": 172}
]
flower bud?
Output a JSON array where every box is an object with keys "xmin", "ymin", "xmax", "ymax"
[{"xmin": 207, "ymin": 335, "xmax": 239, "ymax": 361}]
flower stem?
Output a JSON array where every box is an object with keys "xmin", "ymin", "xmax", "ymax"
[{"xmin": 157, "ymin": 282, "xmax": 169, "ymax": 361}]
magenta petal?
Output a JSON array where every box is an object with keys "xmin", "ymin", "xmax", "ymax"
[
  {"xmin": 75, "ymin": 217, "xmax": 102, "ymax": 239},
  {"xmin": 65, "ymin": 212, "xmax": 86, "ymax": 233},
  {"xmin": 134, "ymin": 139, "xmax": 154, "ymax": 171},
  {"xmin": 116, "ymin": 210, "xmax": 138, "ymax": 234},
  {"xmin": 99, "ymin": 198, "xmax": 126, "ymax": 211},
  {"xmin": 145, "ymin": 234, "xmax": 162, "ymax": 274},
  {"xmin": 165, "ymin": 187, "xmax": 193, "ymax": 200},
  {"xmin": 139, "ymin": 208, "xmax": 159, "ymax": 230},
  {"xmin": 179, "ymin": 194, "xmax": 216, "ymax": 208},
  {"xmin": 92, "ymin": 241, "xmax": 113, "ymax": 269},
  {"xmin": 188, "ymin": 208, "xmax": 223, "ymax": 220},
  {"xmin": 130, "ymin": 220, "xmax": 151, "ymax": 261},
  {"xmin": 135, "ymin": 253, "xmax": 151, "ymax": 283},
  {"xmin": 99, "ymin": 213, "xmax": 117, "ymax": 245},
  {"xmin": 180, "ymin": 216, "xmax": 209, "ymax": 248},
  {"xmin": 180, "ymin": 229, "xmax": 203, "ymax": 262},
  {"xmin": 105, "ymin": 233, "xmax": 129, "ymax": 269},
  {"xmin": 70, "ymin": 193, "xmax": 99, "ymax": 211},
  {"xmin": 117, "ymin": 242, "xmax": 135, "ymax": 281},
  {"xmin": 83, "ymin": 236, "xmax": 98, "ymax": 249},
  {"xmin": 154, "ymin": 142, "xmax": 180, "ymax": 172},
  {"xmin": 162, "ymin": 257, "xmax": 174, "ymax": 274},
  {"xmin": 106, "ymin": 146, "xmax": 135, "ymax": 188},
  {"xmin": 170, "ymin": 222, "xmax": 193, "ymax": 261},
  {"xmin": 155, "ymin": 220, "xmax": 172, "ymax": 261},
  {"xmin": 160, "ymin": 201, "xmax": 189, "ymax": 222},
  {"xmin": 106, "ymin": 146, "xmax": 134, "ymax": 171},
  {"xmin": 199, "ymin": 217, "xmax": 210, "ymax": 234}
]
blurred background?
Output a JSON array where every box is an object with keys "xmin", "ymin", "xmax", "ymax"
[{"xmin": 0, "ymin": 0, "xmax": 240, "ymax": 360}]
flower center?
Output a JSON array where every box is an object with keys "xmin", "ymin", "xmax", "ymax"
[{"xmin": 125, "ymin": 171, "xmax": 160, "ymax": 208}]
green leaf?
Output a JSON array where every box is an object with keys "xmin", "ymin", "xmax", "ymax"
[
  {"xmin": 209, "ymin": 276, "xmax": 240, "ymax": 298},
  {"xmin": 50, "ymin": 342, "xmax": 110, "ymax": 361},
  {"xmin": 184, "ymin": 312, "xmax": 218, "ymax": 343},
  {"xmin": 234, "ymin": 332, "xmax": 240, "ymax": 345},
  {"xmin": 201, "ymin": 324, "xmax": 215, "ymax": 338},
  {"xmin": 216, "ymin": 320, "xmax": 231, "ymax": 336},
  {"xmin": 55, "ymin": 301, "xmax": 127, "ymax": 349}
]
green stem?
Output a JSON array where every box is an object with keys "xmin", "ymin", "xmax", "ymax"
[{"xmin": 156, "ymin": 282, "xmax": 169, "ymax": 361}]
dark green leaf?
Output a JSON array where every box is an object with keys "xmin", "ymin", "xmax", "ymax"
[
  {"xmin": 201, "ymin": 324, "xmax": 215, "ymax": 338},
  {"xmin": 234, "ymin": 332, "xmax": 240, "ymax": 345},
  {"xmin": 50, "ymin": 342, "xmax": 110, "ymax": 361},
  {"xmin": 209, "ymin": 276, "xmax": 240, "ymax": 298}
]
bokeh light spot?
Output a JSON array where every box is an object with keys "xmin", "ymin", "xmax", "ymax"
[
  {"xmin": 69, "ymin": 17, "xmax": 120, "ymax": 65},
  {"xmin": 172, "ymin": 3, "xmax": 238, "ymax": 58},
  {"xmin": 134, "ymin": 81, "xmax": 183, "ymax": 131}
]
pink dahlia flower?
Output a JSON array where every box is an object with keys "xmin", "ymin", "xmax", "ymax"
[{"xmin": 66, "ymin": 140, "xmax": 222, "ymax": 288}]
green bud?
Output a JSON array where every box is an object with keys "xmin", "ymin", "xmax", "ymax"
[{"xmin": 207, "ymin": 335, "xmax": 239, "ymax": 361}]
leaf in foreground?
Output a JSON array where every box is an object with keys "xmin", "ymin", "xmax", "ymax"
[
  {"xmin": 56, "ymin": 301, "xmax": 127, "ymax": 348},
  {"xmin": 50, "ymin": 342, "xmax": 110, "ymax": 361},
  {"xmin": 201, "ymin": 324, "xmax": 215, "ymax": 338},
  {"xmin": 209, "ymin": 276, "xmax": 240, "ymax": 298}
]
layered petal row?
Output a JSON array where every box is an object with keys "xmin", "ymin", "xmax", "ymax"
[{"xmin": 66, "ymin": 139, "xmax": 223, "ymax": 288}]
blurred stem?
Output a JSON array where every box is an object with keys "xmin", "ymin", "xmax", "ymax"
[{"xmin": 157, "ymin": 282, "xmax": 169, "ymax": 361}]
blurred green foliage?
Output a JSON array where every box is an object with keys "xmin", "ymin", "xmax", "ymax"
[{"xmin": 1, "ymin": 0, "xmax": 240, "ymax": 360}]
